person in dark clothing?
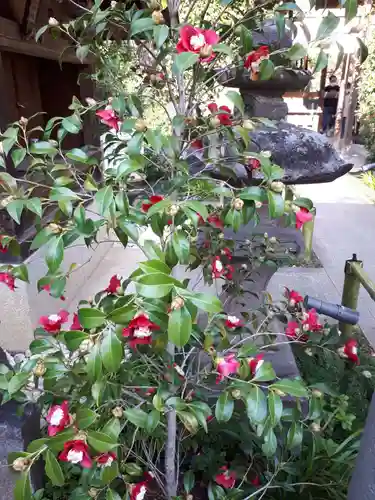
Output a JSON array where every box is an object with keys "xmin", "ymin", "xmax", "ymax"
[{"xmin": 322, "ymin": 75, "xmax": 340, "ymax": 134}]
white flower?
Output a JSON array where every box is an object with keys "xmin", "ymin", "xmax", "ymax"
[
  {"xmin": 362, "ymin": 370, "xmax": 372, "ymax": 379},
  {"xmin": 305, "ymin": 348, "xmax": 313, "ymax": 357},
  {"xmin": 218, "ymin": 233, "xmax": 224, "ymax": 239},
  {"xmin": 48, "ymin": 17, "xmax": 59, "ymax": 27},
  {"xmin": 85, "ymin": 97, "xmax": 97, "ymax": 106},
  {"xmin": 227, "ymin": 315, "xmax": 241, "ymax": 325},
  {"xmin": 255, "ymin": 201, "xmax": 263, "ymax": 209},
  {"xmin": 241, "ymin": 263, "xmax": 248, "ymax": 270},
  {"xmin": 67, "ymin": 449, "xmax": 83, "ymax": 464},
  {"xmin": 190, "ymin": 34, "xmax": 205, "ymax": 50}
]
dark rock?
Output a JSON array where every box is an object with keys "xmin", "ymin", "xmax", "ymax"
[{"xmin": 187, "ymin": 121, "xmax": 353, "ymax": 185}]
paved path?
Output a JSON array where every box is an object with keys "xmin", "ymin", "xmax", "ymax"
[{"xmin": 268, "ymin": 147, "xmax": 375, "ymax": 346}]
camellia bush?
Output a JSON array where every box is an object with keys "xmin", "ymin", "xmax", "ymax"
[{"xmin": 0, "ymin": 0, "xmax": 366, "ymax": 499}]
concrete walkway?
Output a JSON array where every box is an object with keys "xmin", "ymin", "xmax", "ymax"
[{"xmin": 268, "ymin": 145, "xmax": 375, "ymax": 346}]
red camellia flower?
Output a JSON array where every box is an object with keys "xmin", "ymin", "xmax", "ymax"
[
  {"xmin": 141, "ymin": 195, "xmax": 164, "ymax": 212},
  {"xmin": 208, "ymin": 103, "xmax": 233, "ymax": 126},
  {"xmin": 244, "ymin": 46, "xmax": 270, "ymax": 75},
  {"xmin": 123, "ymin": 313, "xmax": 160, "ymax": 349},
  {"xmin": 342, "ymin": 339, "xmax": 359, "ymax": 364},
  {"xmin": 225, "ymin": 264, "xmax": 234, "ymax": 280},
  {"xmin": 129, "ymin": 472, "xmax": 154, "ymax": 500},
  {"xmin": 70, "ymin": 313, "xmax": 82, "ymax": 331},
  {"xmin": 248, "ymin": 354, "xmax": 264, "ymax": 376},
  {"xmin": 0, "ymin": 272, "xmax": 15, "ymax": 291},
  {"xmin": 225, "ymin": 315, "xmax": 243, "ymax": 329},
  {"xmin": 221, "ymin": 247, "xmax": 232, "ymax": 260},
  {"xmin": 0, "ymin": 236, "xmax": 8, "ymax": 253},
  {"xmin": 105, "ymin": 275, "xmax": 121, "ymax": 294},
  {"xmin": 207, "ymin": 214, "xmax": 224, "ymax": 229},
  {"xmin": 191, "ymin": 139, "xmax": 203, "ymax": 149},
  {"xmin": 39, "ymin": 310, "xmax": 69, "ymax": 333},
  {"xmin": 252, "ymin": 475, "xmax": 261, "ymax": 486},
  {"xmin": 42, "ymin": 284, "xmax": 66, "ymax": 301},
  {"xmin": 46, "ymin": 401, "xmax": 70, "ymax": 436},
  {"xmin": 212, "ymin": 256, "xmax": 225, "ymax": 279},
  {"xmin": 59, "ymin": 439, "xmax": 92, "ymax": 468},
  {"xmin": 95, "ymin": 451, "xmax": 116, "ymax": 468},
  {"xmin": 176, "ymin": 25, "xmax": 219, "ymax": 62},
  {"xmin": 295, "ymin": 207, "xmax": 313, "ymax": 230},
  {"xmin": 96, "ymin": 108, "xmax": 120, "ymax": 131},
  {"xmin": 286, "ymin": 288, "xmax": 304, "ymax": 306},
  {"xmin": 216, "ymin": 354, "xmax": 240, "ymax": 383},
  {"xmin": 247, "ymin": 158, "xmax": 261, "ymax": 171},
  {"xmin": 215, "ymin": 465, "xmax": 236, "ymax": 489},
  {"xmin": 302, "ymin": 309, "xmax": 322, "ymax": 332},
  {"xmin": 285, "ymin": 321, "xmax": 307, "ymax": 342}
]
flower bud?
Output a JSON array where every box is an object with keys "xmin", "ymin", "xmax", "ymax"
[
  {"xmin": 170, "ymin": 296, "xmax": 185, "ymax": 311},
  {"xmin": 263, "ymin": 232, "xmax": 268, "ymax": 239},
  {"xmin": 88, "ymin": 488, "xmax": 99, "ymax": 498},
  {"xmin": 305, "ymin": 347, "xmax": 313, "ymax": 357},
  {"xmin": 242, "ymin": 119, "xmax": 254, "ymax": 130},
  {"xmin": 134, "ymin": 118, "xmax": 147, "ymax": 132},
  {"xmin": 19, "ymin": 117, "xmax": 28, "ymax": 127},
  {"xmin": 310, "ymin": 422, "xmax": 321, "ymax": 433},
  {"xmin": 241, "ymin": 263, "xmax": 248, "ymax": 270},
  {"xmin": 112, "ymin": 406, "xmax": 124, "ymax": 418},
  {"xmin": 79, "ymin": 338, "xmax": 94, "ymax": 354},
  {"xmin": 12, "ymin": 457, "xmax": 30, "ymax": 472},
  {"xmin": 273, "ymin": 388, "xmax": 285, "ymax": 397},
  {"xmin": 270, "ymin": 181, "xmax": 284, "ymax": 193},
  {"xmin": 116, "ymin": 286, "xmax": 124, "ymax": 296},
  {"xmin": 0, "ymin": 195, "xmax": 14, "ymax": 208},
  {"xmin": 362, "ymin": 370, "xmax": 372, "ymax": 379},
  {"xmin": 233, "ymin": 198, "xmax": 244, "ymax": 211},
  {"xmin": 85, "ymin": 97, "xmax": 97, "ymax": 107},
  {"xmin": 74, "ymin": 431, "xmax": 87, "ymax": 442},
  {"xmin": 34, "ymin": 360, "xmax": 46, "ymax": 377},
  {"xmin": 152, "ymin": 10, "xmax": 165, "ymax": 24},
  {"xmin": 200, "ymin": 44, "xmax": 213, "ymax": 59},
  {"xmin": 245, "ymin": 239, "xmax": 251, "ymax": 245},
  {"xmin": 110, "ymin": 0, "xmax": 117, "ymax": 7},
  {"xmin": 269, "ymin": 236, "xmax": 277, "ymax": 244},
  {"xmin": 255, "ymin": 201, "xmax": 262, "ymax": 209},
  {"xmin": 312, "ymin": 389, "xmax": 323, "ymax": 398},
  {"xmin": 187, "ymin": 495, "xmax": 194, "ymax": 500},
  {"xmin": 48, "ymin": 17, "xmax": 59, "ymax": 27},
  {"xmin": 231, "ymin": 389, "xmax": 242, "ymax": 399},
  {"xmin": 167, "ymin": 204, "xmax": 179, "ymax": 217},
  {"xmin": 210, "ymin": 116, "xmax": 221, "ymax": 128},
  {"xmin": 48, "ymin": 223, "xmax": 62, "ymax": 234}
]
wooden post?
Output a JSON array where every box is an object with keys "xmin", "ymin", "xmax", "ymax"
[
  {"xmin": 340, "ymin": 255, "xmax": 362, "ymax": 337},
  {"xmin": 318, "ymin": 66, "xmax": 327, "ymax": 132}
]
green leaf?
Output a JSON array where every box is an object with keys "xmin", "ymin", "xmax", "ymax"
[
  {"xmin": 238, "ymin": 342, "xmax": 258, "ymax": 357},
  {"xmin": 267, "ymin": 191, "xmax": 285, "ymax": 218},
  {"xmin": 45, "ymin": 450, "xmax": 65, "ymax": 486},
  {"xmin": 50, "ymin": 186, "xmax": 80, "ymax": 201},
  {"xmin": 95, "ymin": 186, "xmax": 114, "ymax": 215},
  {"xmin": 92, "ymin": 381, "xmax": 104, "ymax": 406},
  {"xmin": 173, "ymin": 52, "xmax": 200, "ymax": 74},
  {"xmin": 252, "ymin": 361, "xmax": 276, "ymax": 382},
  {"xmin": 6, "ymin": 199, "xmax": 24, "ymax": 224},
  {"xmin": 66, "ymin": 148, "xmax": 90, "ymax": 163},
  {"xmin": 100, "ymin": 330, "xmax": 123, "ymax": 373},
  {"xmin": 76, "ymin": 408, "xmax": 98, "ymax": 429},
  {"xmin": 184, "ymin": 200, "xmax": 209, "ymax": 220},
  {"xmin": 184, "ymin": 470, "xmax": 195, "ymax": 494},
  {"xmin": 146, "ymin": 199, "xmax": 171, "ymax": 218},
  {"xmin": 275, "ymin": 12, "xmax": 285, "ymax": 40},
  {"xmin": 78, "ymin": 308, "xmax": 106, "ymax": 329},
  {"xmin": 215, "ymin": 392, "xmax": 234, "ymax": 422},
  {"xmin": 135, "ymin": 275, "xmax": 174, "ymax": 298},
  {"xmin": 287, "ymin": 43, "xmax": 307, "ymax": 61},
  {"xmin": 240, "ymin": 186, "xmax": 264, "ymax": 202},
  {"xmin": 124, "ymin": 408, "xmax": 148, "ymax": 428},
  {"xmin": 76, "ymin": 45, "xmax": 90, "ymax": 63},
  {"xmin": 345, "ymin": 0, "xmax": 357, "ymax": 22},
  {"xmin": 131, "ymin": 17, "xmax": 155, "ymax": 36},
  {"xmin": 29, "ymin": 141, "xmax": 58, "ymax": 155},
  {"xmin": 225, "ymin": 90, "xmax": 244, "ymax": 115},
  {"xmin": 87, "ymin": 431, "xmax": 117, "ymax": 453},
  {"xmin": 86, "ymin": 344, "xmax": 102, "ymax": 382},
  {"xmin": 106, "ymin": 489, "xmax": 121, "ymax": 500},
  {"xmin": 8, "ymin": 372, "xmax": 30, "ymax": 395},
  {"xmin": 61, "ymin": 114, "xmax": 82, "ymax": 134},
  {"xmin": 357, "ymin": 37, "xmax": 368, "ymax": 64},
  {"xmin": 246, "ymin": 386, "xmax": 267, "ymax": 424},
  {"xmin": 139, "ymin": 259, "xmax": 170, "ymax": 275},
  {"xmin": 176, "ymin": 288, "xmax": 223, "ymax": 314},
  {"xmin": 168, "ymin": 305, "xmax": 192, "ymax": 347},
  {"xmin": 316, "ymin": 12, "xmax": 340, "ymax": 40},
  {"xmin": 146, "ymin": 409, "xmax": 160, "ymax": 433},
  {"xmin": 35, "ymin": 24, "xmax": 49, "ymax": 42},
  {"xmin": 259, "ymin": 59, "xmax": 274, "ymax": 80},
  {"xmin": 314, "ymin": 50, "xmax": 329, "ymax": 73},
  {"xmin": 11, "ymin": 148, "xmax": 26, "ymax": 168},
  {"xmin": 154, "ymin": 24, "xmax": 169, "ymax": 49},
  {"xmin": 287, "ymin": 422, "xmax": 303, "ymax": 449},
  {"xmin": 262, "ymin": 428, "xmax": 277, "ymax": 456},
  {"xmin": 213, "ymin": 43, "xmax": 233, "ymax": 58},
  {"xmin": 102, "ymin": 418, "xmax": 121, "ymax": 441},
  {"xmin": 172, "ymin": 230, "xmax": 190, "ymax": 264},
  {"xmin": 271, "ymin": 378, "xmax": 308, "ymax": 398},
  {"xmin": 26, "ymin": 198, "xmax": 42, "ymax": 218},
  {"xmin": 239, "ymin": 25, "xmax": 253, "ymax": 56},
  {"xmin": 14, "ymin": 472, "xmax": 32, "ymax": 500},
  {"xmin": 46, "ymin": 236, "xmax": 64, "ymax": 273},
  {"xmin": 107, "ymin": 303, "xmax": 135, "ymax": 324},
  {"xmin": 268, "ymin": 391, "xmax": 283, "ymax": 426},
  {"xmin": 12, "ymin": 263, "xmax": 29, "ymax": 283}
]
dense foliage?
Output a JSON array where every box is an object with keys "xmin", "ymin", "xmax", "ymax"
[{"xmin": 0, "ymin": 0, "xmax": 367, "ymax": 499}]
